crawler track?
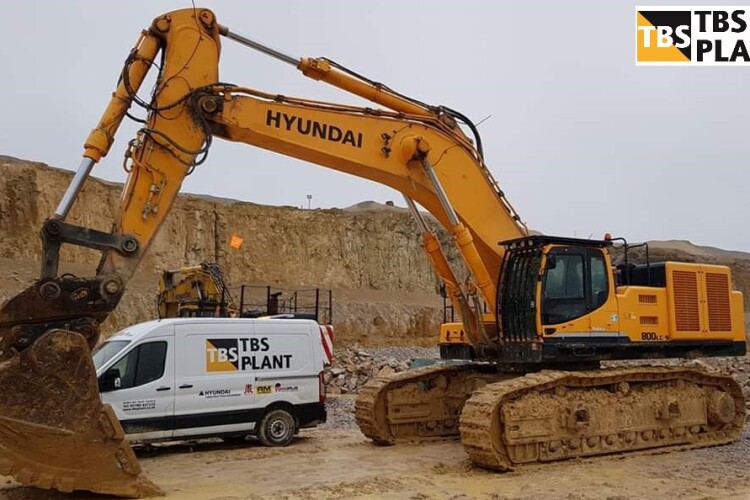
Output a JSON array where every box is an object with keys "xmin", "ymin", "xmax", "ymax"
[
  {"xmin": 355, "ymin": 364, "xmax": 509, "ymax": 445},
  {"xmin": 459, "ymin": 367, "xmax": 745, "ymax": 470}
]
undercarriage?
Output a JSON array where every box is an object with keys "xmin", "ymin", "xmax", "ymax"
[{"xmin": 355, "ymin": 363, "xmax": 745, "ymax": 469}]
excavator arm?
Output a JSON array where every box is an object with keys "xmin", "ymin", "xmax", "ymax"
[
  {"xmin": 0, "ymin": 8, "xmax": 525, "ymax": 497},
  {"xmin": 0, "ymin": 11, "xmax": 222, "ymax": 497}
]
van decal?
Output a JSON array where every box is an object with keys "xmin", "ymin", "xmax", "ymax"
[
  {"xmin": 123, "ymin": 399, "xmax": 156, "ymax": 412},
  {"xmin": 198, "ymin": 389, "xmax": 240, "ymax": 399},
  {"xmin": 256, "ymin": 385, "xmax": 273, "ymax": 395},
  {"xmin": 274, "ymin": 383, "xmax": 298, "ymax": 393},
  {"xmin": 243, "ymin": 384, "xmax": 254, "ymax": 395},
  {"xmin": 205, "ymin": 338, "xmax": 293, "ymax": 372}
]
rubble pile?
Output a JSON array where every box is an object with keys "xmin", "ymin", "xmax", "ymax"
[{"xmin": 324, "ymin": 346, "xmax": 438, "ymax": 395}]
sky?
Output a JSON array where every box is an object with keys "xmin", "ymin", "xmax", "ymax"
[{"xmin": 0, "ymin": 1, "xmax": 747, "ymax": 252}]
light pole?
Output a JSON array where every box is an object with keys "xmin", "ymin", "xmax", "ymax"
[{"xmin": 306, "ymin": 194, "xmax": 312, "ymax": 209}]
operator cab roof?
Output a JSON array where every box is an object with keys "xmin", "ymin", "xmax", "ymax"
[{"xmin": 500, "ymin": 235, "xmax": 613, "ymax": 250}]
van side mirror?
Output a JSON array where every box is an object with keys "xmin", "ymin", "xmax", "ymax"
[{"xmin": 99, "ymin": 368, "xmax": 122, "ymax": 392}]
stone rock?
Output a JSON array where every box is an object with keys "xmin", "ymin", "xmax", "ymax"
[{"xmin": 378, "ymin": 365, "xmax": 396, "ymax": 377}]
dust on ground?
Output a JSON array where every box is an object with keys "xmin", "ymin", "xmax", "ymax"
[{"xmin": 1, "ymin": 408, "xmax": 749, "ymax": 500}]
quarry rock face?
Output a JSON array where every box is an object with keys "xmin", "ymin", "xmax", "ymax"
[
  {"xmin": 0, "ymin": 157, "xmax": 457, "ymax": 345},
  {"xmin": 0, "ymin": 156, "xmax": 748, "ymax": 345},
  {"xmin": 0, "ymin": 157, "xmax": 453, "ymax": 290}
]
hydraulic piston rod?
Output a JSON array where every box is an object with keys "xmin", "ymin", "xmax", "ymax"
[
  {"xmin": 218, "ymin": 25, "xmax": 430, "ymax": 117},
  {"xmin": 218, "ymin": 25, "xmax": 300, "ymax": 66},
  {"xmin": 420, "ymin": 157, "xmax": 496, "ymax": 310},
  {"xmin": 55, "ymin": 31, "xmax": 161, "ymax": 220},
  {"xmin": 55, "ymin": 158, "xmax": 96, "ymax": 219},
  {"xmin": 403, "ymin": 195, "xmax": 485, "ymax": 346}
]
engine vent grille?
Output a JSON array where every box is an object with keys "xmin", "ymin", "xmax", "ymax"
[
  {"xmin": 638, "ymin": 294, "xmax": 657, "ymax": 304},
  {"xmin": 672, "ymin": 270, "xmax": 700, "ymax": 332},
  {"xmin": 705, "ymin": 272, "xmax": 732, "ymax": 332},
  {"xmin": 640, "ymin": 316, "xmax": 659, "ymax": 325}
]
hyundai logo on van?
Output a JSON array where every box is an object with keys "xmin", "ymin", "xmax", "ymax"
[{"xmin": 205, "ymin": 338, "xmax": 293, "ymax": 372}]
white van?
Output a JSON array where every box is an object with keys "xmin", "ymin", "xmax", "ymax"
[{"xmin": 93, "ymin": 318, "xmax": 327, "ymax": 447}]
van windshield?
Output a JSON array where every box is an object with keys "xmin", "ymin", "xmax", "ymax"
[{"xmin": 92, "ymin": 340, "xmax": 131, "ymax": 370}]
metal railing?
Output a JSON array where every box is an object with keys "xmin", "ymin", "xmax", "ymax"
[{"xmin": 233, "ymin": 285, "xmax": 333, "ymax": 324}]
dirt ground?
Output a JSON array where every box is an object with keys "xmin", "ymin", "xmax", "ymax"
[{"xmin": 1, "ymin": 411, "xmax": 749, "ymax": 500}]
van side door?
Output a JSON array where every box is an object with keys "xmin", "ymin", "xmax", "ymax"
[
  {"xmin": 173, "ymin": 322, "xmax": 258, "ymax": 438},
  {"xmin": 99, "ymin": 335, "xmax": 175, "ymax": 442}
]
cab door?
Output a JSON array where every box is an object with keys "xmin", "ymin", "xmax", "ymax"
[
  {"xmin": 99, "ymin": 336, "xmax": 175, "ymax": 441},
  {"xmin": 540, "ymin": 246, "xmax": 616, "ymax": 335}
]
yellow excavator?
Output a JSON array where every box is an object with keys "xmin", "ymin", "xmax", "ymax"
[
  {"xmin": 157, "ymin": 262, "xmax": 236, "ymax": 318},
  {"xmin": 0, "ymin": 8, "xmax": 745, "ymax": 497}
]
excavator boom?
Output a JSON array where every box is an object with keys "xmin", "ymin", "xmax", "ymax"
[{"xmin": 0, "ymin": 8, "xmax": 524, "ymax": 496}]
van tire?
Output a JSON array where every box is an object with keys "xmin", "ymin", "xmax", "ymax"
[{"xmin": 258, "ymin": 408, "xmax": 296, "ymax": 447}]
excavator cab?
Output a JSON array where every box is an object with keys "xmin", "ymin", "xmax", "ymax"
[
  {"xmin": 497, "ymin": 235, "xmax": 745, "ymax": 365},
  {"xmin": 442, "ymin": 237, "xmax": 617, "ymax": 361},
  {"xmin": 501, "ymin": 237, "xmax": 613, "ymax": 337}
]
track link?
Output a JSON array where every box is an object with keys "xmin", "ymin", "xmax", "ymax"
[
  {"xmin": 460, "ymin": 367, "xmax": 745, "ymax": 470},
  {"xmin": 355, "ymin": 364, "xmax": 510, "ymax": 445}
]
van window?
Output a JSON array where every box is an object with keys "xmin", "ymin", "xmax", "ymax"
[
  {"xmin": 93, "ymin": 340, "xmax": 130, "ymax": 370},
  {"xmin": 110, "ymin": 341, "xmax": 167, "ymax": 389}
]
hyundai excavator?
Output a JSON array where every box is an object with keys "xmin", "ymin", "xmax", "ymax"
[
  {"xmin": 157, "ymin": 262, "xmax": 236, "ymax": 318},
  {"xmin": 0, "ymin": 8, "xmax": 745, "ymax": 498}
]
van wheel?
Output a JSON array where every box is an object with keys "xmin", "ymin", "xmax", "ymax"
[{"xmin": 258, "ymin": 408, "xmax": 296, "ymax": 447}]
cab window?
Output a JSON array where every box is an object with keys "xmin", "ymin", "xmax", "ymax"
[
  {"xmin": 590, "ymin": 251, "xmax": 609, "ymax": 308},
  {"xmin": 542, "ymin": 253, "xmax": 586, "ymax": 324},
  {"xmin": 110, "ymin": 341, "xmax": 167, "ymax": 389},
  {"xmin": 542, "ymin": 248, "xmax": 609, "ymax": 325},
  {"xmin": 544, "ymin": 254, "xmax": 584, "ymax": 300}
]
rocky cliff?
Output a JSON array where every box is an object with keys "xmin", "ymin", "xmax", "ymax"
[
  {"xmin": 0, "ymin": 156, "xmax": 748, "ymax": 346},
  {"xmin": 0, "ymin": 157, "xmax": 457, "ymax": 345}
]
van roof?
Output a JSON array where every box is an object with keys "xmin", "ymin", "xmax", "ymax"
[{"xmin": 106, "ymin": 317, "xmax": 320, "ymax": 341}]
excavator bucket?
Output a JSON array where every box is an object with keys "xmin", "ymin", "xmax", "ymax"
[{"xmin": 0, "ymin": 293, "xmax": 162, "ymax": 497}]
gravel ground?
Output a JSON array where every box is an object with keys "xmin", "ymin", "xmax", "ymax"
[
  {"xmin": 324, "ymin": 346, "xmax": 439, "ymax": 430},
  {"xmin": 323, "ymin": 397, "xmax": 357, "ymax": 430}
]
